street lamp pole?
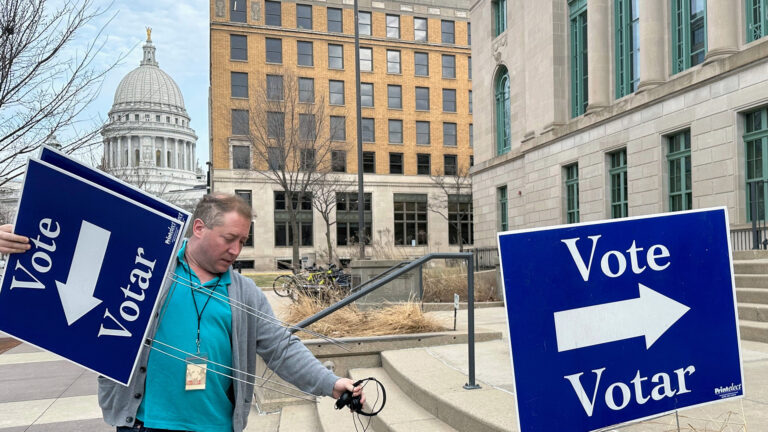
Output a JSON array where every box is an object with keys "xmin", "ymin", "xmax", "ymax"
[{"xmin": 353, "ymin": 0, "xmax": 366, "ymax": 260}]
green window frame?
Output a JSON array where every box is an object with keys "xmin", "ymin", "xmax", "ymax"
[
  {"xmin": 570, "ymin": 0, "xmax": 588, "ymax": 117},
  {"xmin": 745, "ymin": 107, "xmax": 768, "ymax": 221},
  {"xmin": 565, "ymin": 164, "xmax": 580, "ymax": 223},
  {"xmin": 497, "ymin": 186, "xmax": 508, "ymax": 231},
  {"xmin": 615, "ymin": 0, "xmax": 639, "ymax": 98},
  {"xmin": 747, "ymin": 0, "xmax": 768, "ymax": 42},
  {"xmin": 495, "ymin": 66, "xmax": 511, "ymax": 155},
  {"xmin": 492, "ymin": 0, "xmax": 507, "ymax": 37},
  {"xmin": 667, "ymin": 130, "xmax": 692, "ymax": 212},
  {"xmin": 609, "ymin": 149, "xmax": 628, "ymax": 218},
  {"xmin": 671, "ymin": 0, "xmax": 707, "ymax": 74}
]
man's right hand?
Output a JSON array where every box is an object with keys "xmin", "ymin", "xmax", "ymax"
[{"xmin": 0, "ymin": 224, "xmax": 30, "ymax": 254}]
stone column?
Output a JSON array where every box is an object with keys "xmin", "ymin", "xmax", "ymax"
[
  {"xmin": 586, "ymin": 0, "xmax": 610, "ymax": 112},
  {"xmin": 705, "ymin": 0, "xmax": 739, "ymax": 61},
  {"xmin": 637, "ymin": 0, "xmax": 666, "ymax": 91}
]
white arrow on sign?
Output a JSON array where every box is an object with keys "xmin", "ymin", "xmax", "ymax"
[
  {"xmin": 553, "ymin": 283, "xmax": 690, "ymax": 352},
  {"xmin": 55, "ymin": 221, "xmax": 111, "ymax": 326}
]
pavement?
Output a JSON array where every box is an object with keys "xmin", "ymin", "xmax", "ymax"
[{"xmin": 2, "ymin": 302, "xmax": 768, "ymax": 431}]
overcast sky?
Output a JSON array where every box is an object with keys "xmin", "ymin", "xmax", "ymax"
[{"xmin": 77, "ymin": 0, "xmax": 210, "ymax": 166}]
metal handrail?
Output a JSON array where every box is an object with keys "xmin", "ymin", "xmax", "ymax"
[{"xmin": 291, "ymin": 252, "xmax": 481, "ymax": 390}]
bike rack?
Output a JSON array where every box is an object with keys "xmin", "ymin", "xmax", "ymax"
[{"xmin": 290, "ymin": 253, "xmax": 481, "ymax": 390}]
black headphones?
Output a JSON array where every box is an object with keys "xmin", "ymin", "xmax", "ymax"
[{"xmin": 334, "ymin": 377, "xmax": 386, "ymax": 417}]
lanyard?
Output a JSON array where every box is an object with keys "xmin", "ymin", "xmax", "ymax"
[{"xmin": 190, "ymin": 278, "xmax": 220, "ymax": 354}]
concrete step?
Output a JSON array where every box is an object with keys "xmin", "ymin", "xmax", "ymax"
[
  {"xmin": 736, "ymin": 288, "xmax": 768, "ymax": 304},
  {"xmin": 244, "ymin": 410, "xmax": 279, "ymax": 432},
  {"xmin": 735, "ymin": 274, "xmax": 768, "ymax": 289},
  {"xmin": 733, "ymin": 250, "xmax": 768, "ymax": 260},
  {"xmin": 279, "ymin": 402, "xmax": 322, "ymax": 431},
  {"xmin": 739, "ymin": 320, "xmax": 768, "ymax": 343},
  {"xmin": 348, "ymin": 367, "xmax": 456, "ymax": 432},
  {"xmin": 380, "ymin": 348, "xmax": 518, "ymax": 432},
  {"xmin": 317, "ymin": 395, "xmax": 376, "ymax": 432},
  {"xmin": 738, "ymin": 303, "xmax": 768, "ymax": 322},
  {"xmin": 733, "ymin": 260, "xmax": 768, "ymax": 274}
]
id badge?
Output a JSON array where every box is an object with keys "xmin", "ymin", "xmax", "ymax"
[{"xmin": 185, "ymin": 353, "xmax": 208, "ymax": 391}]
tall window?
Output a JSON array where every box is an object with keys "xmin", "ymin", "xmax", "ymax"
[
  {"xmin": 266, "ymin": 38, "xmax": 282, "ymax": 63},
  {"xmin": 231, "ymin": 72, "xmax": 248, "ymax": 98},
  {"xmin": 297, "ymin": 41, "xmax": 313, "ymax": 66},
  {"xmin": 449, "ymin": 195, "xmax": 473, "ymax": 246},
  {"xmin": 468, "ymin": 90, "xmax": 473, "ymax": 113},
  {"xmin": 296, "ymin": 4, "xmax": 312, "ymax": 29},
  {"xmin": 361, "ymin": 83, "xmax": 374, "ymax": 107},
  {"xmin": 267, "ymin": 112, "xmax": 284, "ymax": 139},
  {"xmin": 299, "ymin": 78, "xmax": 314, "ymax": 102},
  {"xmin": 671, "ymin": 0, "xmax": 706, "ymax": 74},
  {"xmin": 495, "ymin": 66, "xmax": 511, "ymax": 155},
  {"xmin": 265, "ymin": 1, "xmax": 281, "ymax": 26},
  {"xmin": 442, "ymin": 89, "xmax": 456, "ymax": 112},
  {"xmin": 389, "ymin": 152, "xmax": 404, "ymax": 174},
  {"xmin": 394, "ymin": 194, "xmax": 428, "ymax": 245},
  {"xmin": 444, "ymin": 154, "xmax": 457, "ymax": 176},
  {"xmin": 388, "ymin": 120, "xmax": 403, "ymax": 144},
  {"xmin": 442, "ymin": 55, "xmax": 456, "ymax": 78},
  {"xmin": 388, "ymin": 85, "xmax": 402, "ymax": 109},
  {"xmin": 497, "ymin": 186, "xmax": 508, "ymax": 231},
  {"xmin": 363, "ymin": 151, "xmax": 376, "ymax": 173},
  {"xmin": 443, "ymin": 122, "xmax": 457, "ymax": 147},
  {"xmin": 417, "ymin": 153, "xmax": 431, "ymax": 174},
  {"xmin": 441, "ymin": 20, "xmax": 455, "ymax": 44},
  {"xmin": 387, "ymin": 50, "xmax": 401, "ymax": 74},
  {"xmin": 570, "ymin": 0, "xmax": 588, "ymax": 117},
  {"xmin": 362, "ymin": 118, "xmax": 375, "ymax": 142},
  {"xmin": 274, "ymin": 192, "xmax": 313, "ymax": 247},
  {"xmin": 358, "ymin": 11, "xmax": 372, "ymax": 36},
  {"xmin": 300, "ymin": 149, "xmax": 316, "ymax": 170},
  {"xmin": 386, "ymin": 15, "xmax": 400, "ymax": 38},
  {"xmin": 565, "ymin": 164, "xmax": 580, "ymax": 223},
  {"xmin": 231, "ymin": 0, "xmax": 246, "ymax": 22},
  {"xmin": 416, "ymin": 121, "xmax": 431, "ymax": 145},
  {"xmin": 415, "ymin": 87, "xmax": 430, "ymax": 111},
  {"xmin": 328, "ymin": 44, "xmax": 344, "ymax": 69},
  {"xmin": 299, "ymin": 114, "xmax": 316, "ymax": 140},
  {"xmin": 230, "ymin": 34, "xmax": 247, "ymax": 60},
  {"xmin": 231, "ymin": 109, "xmax": 249, "ymax": 135},
  {"xmin": 667, "ymin": 130, "xmax": 692, "ymax": 212},
  {"xmin": 748, "ymin": 0, "xmax": 768, "ymax": 42},
  {"xmin": 329, "ymin": 80, "xmax": 345, "ymax": 105},
  {"xmin": 414, "ymin": 17, "xmax": 428, "ymax": 41},
  {"xmin": 745, "ymin": 108, "xmax": 768, "ymax": 221},
  {"xmin": 493, "ymin": 0, "xmax": 507, "ymax": 37},
  {"xmin": 336, "ymin": 193, "xmax": 372, "ymax": 245},
  {"xmin": 266, "ymin": 74, "xmax": 283, "ymax": 100},
  {"xmin": 330, "ymin": 116, "xmax": 346, "ymax": 141},
  {"xmin": 609, "ymin": 149, "xmax": 628, "ymax": 218},
  {"xmin": 327, "ymin": 7, "xmax": 343, "ymax": 33},
  {"xmin": 359, "ymin": 47, "xmax": 373, "ymax": 72},
  {"xmin": 268, "ymin": 146, "xmax": 283, "ymax": 169},
  {"xmin": 414, "ymin": 52, "xmax": 429, "ymax": 76},
  {"xmin": 232, "ymin": 145, "xmax": 250, "ymax": 169},
  {"xmin": 615, "ymin": 0, "xmax": 639, "ymax": 98},
  {"xmin": 332, "ymin": 150, "xmax": 347, "ymax": 172}
]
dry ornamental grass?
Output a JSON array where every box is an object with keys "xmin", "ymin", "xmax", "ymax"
[{"xmin": 284, "ymin": 295, "xmax": 445, "ymax": 339}]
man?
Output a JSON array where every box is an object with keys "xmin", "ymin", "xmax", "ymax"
[{"xmin": 1, "ymin": 193, "xmax": 363, "ymax": 432}]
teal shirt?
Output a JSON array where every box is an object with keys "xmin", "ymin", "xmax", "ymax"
[{"xmin": 138, "ymin": 240, "xmax": 234, "ymax": 432}]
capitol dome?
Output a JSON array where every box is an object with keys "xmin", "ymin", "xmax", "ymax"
[{"xmin": 100, "ymin": 30, "xmax": 204, "ymax": 211}]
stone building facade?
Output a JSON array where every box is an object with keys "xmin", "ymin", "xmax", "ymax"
[
  {"xmin": 101, "ymin": 34, "xmax": 204, "ymax": 211},
  {"xmin": 210, "ymin": 0, "xmax": 474, "ymax": 269},
  {"xmin": 470, "ymin": 0, "xmax": 768, "ymax": 249}
]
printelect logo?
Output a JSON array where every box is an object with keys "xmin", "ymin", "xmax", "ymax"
[{"xmin": 713, "ymin": 383, "xmax": 742, "ymax": 398}]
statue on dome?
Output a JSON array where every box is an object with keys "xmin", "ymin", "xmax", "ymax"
[{"xmin": 146, "ymin": 27, "xmax": 152, "ymax": 42}]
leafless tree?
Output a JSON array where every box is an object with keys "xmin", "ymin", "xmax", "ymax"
[
  {"xmin": 310, "ymin": 173, "xmax": 353, "ymax": 266},
  {"xmin": 429, "ymin": 164, "xmax": 473, "ymax": 252},
  {"xmin": 235, "ymin": 72, "xmax": 347, "ymax": 271},
  {"xmin": 0, "ymin": 0, "xmax": 122, "ymax": 187}
]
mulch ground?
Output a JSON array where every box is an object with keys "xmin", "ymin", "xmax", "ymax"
[{"xmin": 0, "ymin": 338, "xmax": 21, "ymax": 355}]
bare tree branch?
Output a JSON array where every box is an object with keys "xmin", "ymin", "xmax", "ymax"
[{"xmin": 429, "ymin": 164, "xmax": 473, "ymax": 251}]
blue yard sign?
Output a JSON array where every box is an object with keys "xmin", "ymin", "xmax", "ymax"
[
  {"xmin": 0, "ymin": 158, "xmax": 186, "ymax": 385},
  {"xmin": 498, "ymin": 208, "xmax": 743, "ymax": 432}
]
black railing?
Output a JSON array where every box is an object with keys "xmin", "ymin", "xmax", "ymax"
[
  {"xmin": 739, "ymin": 180, "xmax": 768, "ymax": 250},
  {"xmin": 290, "ymin": 252, "xmax": 482, "ymax": 390},
  {"xmin": 466, "ymin": 247, "xmax": 499, "ymax": 270}
]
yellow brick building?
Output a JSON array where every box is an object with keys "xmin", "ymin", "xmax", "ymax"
[{"xmin": 210, "ymin": 0, "xmax": 473, "ymax": 269}]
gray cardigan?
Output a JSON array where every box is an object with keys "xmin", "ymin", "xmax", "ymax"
[{"xmin": 98, "ymin": 261, "xmax": 339, "ymax": 431}]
